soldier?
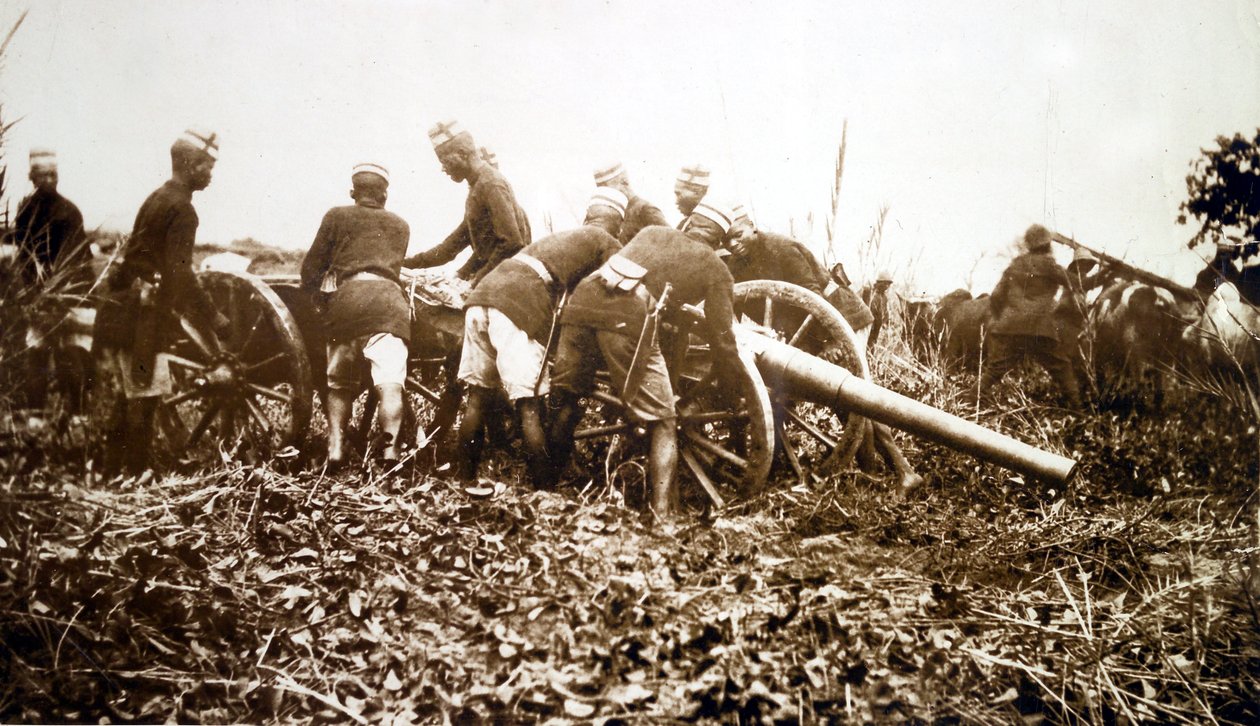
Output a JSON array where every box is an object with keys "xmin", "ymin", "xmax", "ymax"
[
  {"xmin": 8, "ymin": 149, "xmax": 87, "ymax": 414},
  {"xmin": 726, "ymin": 205, "xmax": 830, "ymax": 294},
  {"xmin": 593, "ymin": 162, "xmax": 668, "ymax": 245},
  {"xmin": 867, "ymin": 268, "xmax": 894, "ymax": 352},
  {"xmin": 548, "ymin": 199, "xmax": 742, "ymax": 519},
  {"xmin": 982, "ymin": 224, "xmax": 1082, "ymax": 409},
  {"xmin": 1055, "ymin": 247, "xmax": 1111, "ymax": 383},
  {"xmin": 727, "ymin": 208, "xmax": 922, "ymax": 493},
  {"xmin": 403, "ymin": 120, "xmax": 530, "ymax": 287},
  {"xmin": 673, "ymin": 164, "xmax": 710, "ymax": 228},
  {"xmin": 300, "ymin": 163, "xmax": 411, "ymax": 468},
  {"xmin": 456, "ymin": 189, "xmax": 628, "ymax": 487},
  {"xmin": 10, "ymin": 148, "xmax": 86, "ymax": 285},
  {"xmin": 93, "ymin": 128, "xmax": 229, "ymax": 474}
]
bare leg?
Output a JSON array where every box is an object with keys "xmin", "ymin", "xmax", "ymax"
[
  {"xmin": 326, "ymin": 387, "xmax": 355, "ymax": 465},
  {"xmin": 456, "ymin": 385, "xmax": 491, "ymax": 482},
  {"xmin": 375, "ymin": 383, "xmax": 404, "ymax": 461},
  {"xmin": 515, "ymin": 397, "xmax": 552, "ymax": 488},
  {"xmin": 648, "ymin": 418, "xmax": 678, "ymax": 517},
  {"xmin": 873, "ymin": 422, "xmax": 924, "ymax": 493}
]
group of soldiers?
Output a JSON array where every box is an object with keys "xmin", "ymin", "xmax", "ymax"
[{"xmin": 22, "ymin": 118, "xmax": 1147, "ymax": 514}]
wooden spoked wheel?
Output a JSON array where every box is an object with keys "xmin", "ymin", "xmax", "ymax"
[
  {"xmin": 572, "ymin": 315, "xmax": 775, "ymax": 508},
  {"xmin": 155, "ymin": 271, "xmax": 313, "ymax": 465},
  {"xmin": 732, "ymin": 280, "xmax": 869, "ymax": 480}
]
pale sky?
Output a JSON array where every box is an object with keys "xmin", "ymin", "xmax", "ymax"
[{"xmin": 2, "ymin": 0, "xmax": 1258, "ymax": 294}]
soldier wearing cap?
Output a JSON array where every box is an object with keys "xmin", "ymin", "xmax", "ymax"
[
  {"xmin": 673, "ymin": 164, "xmax": 710, "ymax": 228},
  {"xmin": 866, "ymin": 268, "xmax": 896, "ymax": 351},
  {"xmin": 1055, "ymin": 247, "xmax": 1111, "ymax": 382},
  {"xmin": 6, "ymin": 149, "xmax": 89, "ymax": 415},
  {"xmin": 300, "ymin": 163, "xmax": 411, "ymax": 468},
  {"xmin": 593, "ymin": 162, "xmax": 668, "ymax": 245},
  {"xmin": 548, "ymin": 198, "xmax": 741, "ymax": 519},
  {"xmin": 455, "ymin": 190, "xmax": 627, "ymax": 487},
  {"xmin": 94, "ymin": 128, "xmax": 229, "ymax": 474},
  {"xmin": 403, "ymin": 120, "xmax": 530, "ymax": 286},
  {"xmin": 983, "ymin": 224, "xmax": 1082, "ymax": 409},
  {"xmin": 726, "ymin": 208, "xmax": 923, "ymax": 493},
  {"xmin": 10, "ymin": 148, "xmax": 86, "ymax": 285}
]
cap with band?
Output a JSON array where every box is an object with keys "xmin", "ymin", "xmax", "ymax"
[
  {"xmin": 352, "ymin": 162, "xmax": 390, "ymax": 184},
  {"xmin": 690, "ymin": 200, "xmax": 734, "ymax": 233},
  {"xmin": 587, "ymin": 188, "xmax": 629, "ymax": 217},
  {"xmin": 428, "ymin": 119, "xmax": 471, "ymax": 150},
  {"xmin": 177, "ymin": 128, "xmax": 220, "ymax": 161},
  {"xmin": 676, "ymin": 164, "xmax": 710, "ymax": 189},
  {"xmin": 593, "ymin": 162, "xmax": 625, "ymax": 185},
  {"xmin": 29, "ymin": 148, "xmax": 57, "ymax": 171}
]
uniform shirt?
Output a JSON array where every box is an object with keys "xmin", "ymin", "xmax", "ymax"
[
  {"xmin": 465, "ymin": 225, "xmax": 622, "ymax": 341},
  {"xmin": 618, "ymin": 195, "xmax": 669, "ymax": 246},
  {"xmin": 403, "ymin": 165, "xmax": 530, "ymax": 285},
  {"xmin": 728, "ymin": 231, "xmax": 827, "ymax": 293},
  {"xmin": 989, "ymin": 248, "xmax": 1071, "ymax": 340},
  {"xmin": 563, "ymin": 226, "xmax": 738, "ymax": 362},
  {"xmin": 109, "ymin": 179, "xmax": 215, "ymax": 322},
  {"xmin": 301, "ymin": 202, "xmax": 411, "ymax": 343},
  {"xmin": 12, "ymin": 188, "xmax": 85, "ymax": 283}
]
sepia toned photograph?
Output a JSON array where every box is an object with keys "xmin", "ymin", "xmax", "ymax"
[{"xmin": 1, "ymin": 0, "xmax": 1257, "ymax": 722}]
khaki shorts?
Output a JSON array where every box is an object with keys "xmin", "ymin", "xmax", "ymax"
[
  {"xmin": 458, "ymin": 306, "xmax": 548, "ymax": 400},
  {"xmin": 327, "ymin": 333, "xmax": 408, "ymax": 391},
  {"xmin": 551, "ymin": 325, "xmax": 676, "ymax": 423}
]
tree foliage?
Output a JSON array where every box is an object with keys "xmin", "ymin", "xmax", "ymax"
[{"xmin": 1178, "ymin": 128, "xmax": 1260, "ymax": 260}]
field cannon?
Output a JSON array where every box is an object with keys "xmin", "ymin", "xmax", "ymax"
[{"xmin": 131, "ymin": 270, "xmax": 1076, "ymax": 497}]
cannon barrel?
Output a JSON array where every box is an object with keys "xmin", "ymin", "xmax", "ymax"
[{"xmin": 737, "ymin": 329, "xmax": 1078, "ymax": 485}]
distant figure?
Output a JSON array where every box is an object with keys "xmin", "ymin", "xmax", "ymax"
[
  {"xmin": 549, "ymin": 199, "xmax": 741, "ymax": 520},
  {"xmin": 403, "ymin": 120, "xmax": 530, "ymax": 287},
  {"xmin": 9, "ymin": 148, "xmax": 87, "ymax": 414},
  {"xmin": 1055, "ymin": 247, "xmax": 1111, "ymax": 382},
  {"xmin": 673, "ymin": 164, "xmax": 709, "ymax": 228},
  {"xmin": 981, "ymin": 224, "xmax": 1082, "ymax": 409},
  {"xmin": 10, "ymin": 148, "xmax": 86, "ymax": 285},
  {"xmin": 94, "ymin": 128, "xmax": 229, "ymax": 474},
  {"xmin": 457, "ymin": 190, "xmax": 626, "ymax": 487},
  {"xmin": 199, "ymin": 251, "xmax": 252, "ymax": 274},
  {"xmin": 825, "ymin": 261, "xmax": 923, "ymax": 493},
  {"xmin": 593, "ymin": 162, "xmax": 669, "ymax": 245},
  {"xmin": 867, "ymin": 269, "xmax": 894, "ymax": 351},
  {"xmin": 300, "ymin": 163, "xmax": 411, "ymax": 467}
]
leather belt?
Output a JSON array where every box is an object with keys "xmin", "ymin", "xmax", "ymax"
[
  {"xmin": 515, "ymin": 253, "xmax": 554, "ymax": 287},
  {"xmin": 342, "ymin": 271, "xmax": 396, "ymax": 284}
]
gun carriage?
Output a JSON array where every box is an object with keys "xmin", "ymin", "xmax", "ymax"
[{"xmin": 118, "ymin": 270, "xmax": 1076, "ymax": 495}]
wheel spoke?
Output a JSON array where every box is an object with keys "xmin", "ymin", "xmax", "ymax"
[
  {"xmin": 777, "ymin": 418, "xmax": 806, "ymax": 483},
  {"xmin": 245, "ymin": 382, "xmax": 292, "ymax": 405},
  {"xmin": 786, "ymin": 313, "xmax": 816, "ymax": 348},
  {"xmin": 238, "ymin": 309, "xmax": 267, "ymax": 350},
  {"xmin": 590, "ymin": 388, "xmax": 624, "ymax": 408},
  {"xmin": 242, "ymin": 351, "xmax": 288, "ymax": 374},
  {"xmin": 575, "ymin": 421, "xmax": 633, "ymax": 440},
  {"xmin": 679, "ymin": 410, "xmax": 747, "ymax": 425},
  {"xmin": 784, "ymin": 406, "xmax": 838, "ymax": 449},
  {"xmin": 243, "ymin": 396, "xmax": 276, "ymax": 440},
  {"xmin": 682, "ymin": 429, "xmax": 748, "ymax": 471},
  {"xmin": 762, "ymin": 295, "xmax": 775, "ymax": 332},
  {"xmin": 163, "ymin": 386, "xmax": 206, "ymax": 408},
  {"xmin": 185, "ymin": 401, "xmax": 223, "ymax": 447},
  {"xmin": 164, "ymin": 354, "xmax": 207, "ymax": 372},
  {"xmin": 680, "ymin": 448, "xmax": 726, "ymax": 509},
  {"xmin": 178, "ymin": 316, "xmax": 217, "ymax": 359}
]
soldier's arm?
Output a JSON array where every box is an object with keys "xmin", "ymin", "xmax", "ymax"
[
  {"xmin": 783, "ymin": 246, "xmax": 825, "ymax": 295},
  {"xmin": 165, "ymin": 205, "xmax": 217, "ymax": 322},
  {"xmin": 300, "ymin": 211, "xmax": 337, "ymax": 293},
  {"xmin": 481, "ymin": 182, "xmax": 529, "ymax": 270},
  {"xmin": 403, "ymin": 223, "xmax": 468, "ymax": 269},
  {"xmin": 638, "ymin": 202, "xmax": 669, "ymax": 229},
  {"xmin": 990, "ymin": 270, "xmax": 1011, "ymax": 313}
]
